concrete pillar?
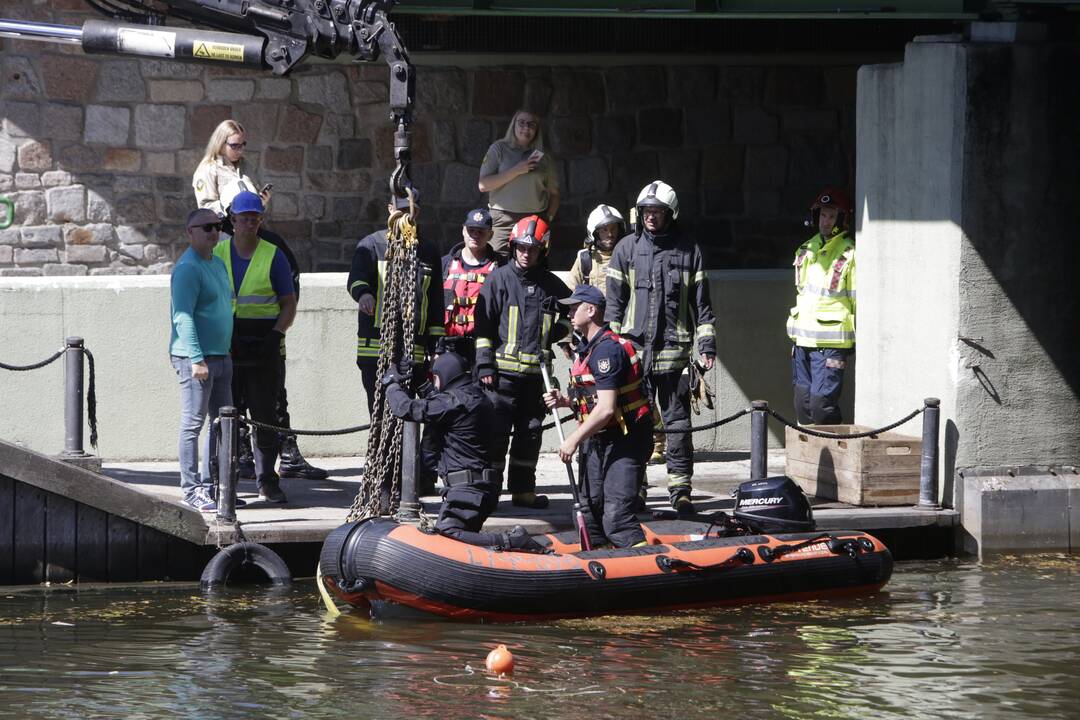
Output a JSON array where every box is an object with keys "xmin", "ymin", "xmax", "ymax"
[{"xmin": 856, "ymin": 28, "xmax": 1080, "ymax": 554}]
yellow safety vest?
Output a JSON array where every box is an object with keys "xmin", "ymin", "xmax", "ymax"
[
  {"xmin": 213, "ymin": 237, "xmax": 281, "ymax": 319},
  {"xmin": 787, "ymin": 231, "xmax": 855, "ymax": 349}
]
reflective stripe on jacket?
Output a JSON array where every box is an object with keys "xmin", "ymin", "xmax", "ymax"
[
  {"xmin": 442, "ymin": 247, "xmax": 500, "ymax": 337},
  {"xmin": 213, "ymin": 237, "xmax": 280, "ymax": 319},
  {"xmin": 568, "ymin": 329, "xmax": 651, "ymax": 433},
  {"xmin": 786, "ymin": 231, "xmax": 856, "ymax": 349}
]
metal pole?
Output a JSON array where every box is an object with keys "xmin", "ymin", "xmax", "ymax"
[
  {"xmin": 918, "ymin": 397, "xmax": 941, "ymax": 509},
  {"xmin": 61, "ymin": 337, "xmax": 88, "ymax": 458},
  {"xmin": 216, "ymin": 407, "xmax": 238, "ymax": 524},
  {"xmin": 750, "ymin": 400, "xmax": 768, "ymax": 480},
  {"xmin": 396, "ymin": 420, "xmax": 421, "ymax": 522}
]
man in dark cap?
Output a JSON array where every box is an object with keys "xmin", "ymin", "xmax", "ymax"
[
  {"xmin": 544, "ymin": 284, "xmax": 651, "ymax": 548},
  {"xmin": 382, "ymin": 350, "xmax": 545, "ymax": 552}
]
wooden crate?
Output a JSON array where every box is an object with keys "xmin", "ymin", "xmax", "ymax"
[{"xmin": 784, "ymin": 424, "xmax": 921, "ymax": 506}]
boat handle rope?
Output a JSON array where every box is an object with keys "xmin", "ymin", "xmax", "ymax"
[{"xmin": 655, "ymin": 546, "xmax": 756, "ymax": 573}]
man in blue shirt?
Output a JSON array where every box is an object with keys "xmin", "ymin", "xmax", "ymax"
[
  {"xmin": 214, "ymin": 191, "xmax": 297, "ymax": 504},
  {"xmin": 170, "ymin": 208, "xmax": 236, "ymax": 511}
]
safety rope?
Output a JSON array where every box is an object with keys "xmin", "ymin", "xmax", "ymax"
[
  {"xmin": 766, "ymin": 407, "xmax": 922, "ymax": 439},
  {"xmin": 347, "ymin": 195, "xmax": 419, "ymax": 523},
  {"xmin": 244, "ymin": 418, "xmax": 370, "ymax": 436},
  {"xmin": 0, "ymin": 347, "xmax": 64, "ymax": 371}
]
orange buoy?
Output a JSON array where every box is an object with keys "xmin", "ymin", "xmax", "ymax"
[{"xmin": 485, "ymin": 644, "xmax": 514, "ymax": 675}]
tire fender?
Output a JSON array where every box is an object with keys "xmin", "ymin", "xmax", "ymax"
[{"xmin": 200, "ymin": 542, "xmax": 292, "ymax": 590}]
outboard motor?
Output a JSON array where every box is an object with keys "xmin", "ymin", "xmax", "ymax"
[{"xmin": 733, "ymin": 476, "xmax": 815, "ymax": 533}]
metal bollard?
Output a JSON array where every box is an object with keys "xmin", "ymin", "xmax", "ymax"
[
  {"xmin": 396, "ymin": 419, "xmax": 421, "ymax": 522},
  {"xmin": 61, "ymin": 337, "xmax": 89, "ymax": 459},
  {"xmin": 750, "ymin": 400, "xmax": 768, "ymax": 480},
  {"xmin": 918, "ymin": 397, "xmax": 941, "ymax": 510},
  {"xmin": 216, "ymin": 407, "xmax": 239, "ymax": 524}
]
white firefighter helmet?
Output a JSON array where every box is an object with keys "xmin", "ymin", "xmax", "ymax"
[
  {"xmin": 635, "ymin": 180, "xmax": 679, "ymax": 220},
  {"xmin": 586, "ymin": 204, "xmax": 626, "ymax": 240}
]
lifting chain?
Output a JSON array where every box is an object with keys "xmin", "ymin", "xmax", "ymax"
[{"xmin": 346, "ymin": 191, "xmax": 419, "ymax": 523}]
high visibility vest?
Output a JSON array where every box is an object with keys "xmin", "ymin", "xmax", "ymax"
[
  {"xmin": 443, "ymin": 255, "xmax": 498, "ymax": 337},
  {"xmin": 786, "ymin": 231, "xmax": 855, "ymax": 349},
  {"xmin": 213, "ymin": 237, "xmax": 281, "ymax": 319},
  {"xmin": 567, "ymin": 330, "xmax": 650, "ymax": 434}
]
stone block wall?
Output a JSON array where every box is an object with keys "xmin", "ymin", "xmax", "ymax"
[{"xmin": 1, "ymin": 2, "xmax": 857, "ymax": 275}]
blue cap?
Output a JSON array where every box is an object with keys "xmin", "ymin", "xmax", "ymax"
[
  {"xmin": 559, "ymin": 284, "xmax": 605, "ymax": 308},
  {"xmin": 464, "ymin": 208, "xmax": 492, "ymax": 229},
  {"xmin": 231, "ymin": 190, "xmax": 264, "ymax": 215}
]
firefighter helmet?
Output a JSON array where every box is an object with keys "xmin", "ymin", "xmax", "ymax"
[
  {"xmin": 509, "ymin": 215, "xmax": 550, "ymax": 255},
  {"xmin": 809, "ymin": 187, "xmax": 853, "ymax": 233},
  {"xmin": 586, "ymin": 204, "xmax": 626, "ymax": 243},
  {"xmin": 635, "ymin": 181, "xmax": 679, "ymax": 221}
]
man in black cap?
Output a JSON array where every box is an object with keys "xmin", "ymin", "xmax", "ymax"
[
  {"xmin": 347, "ymin": 190, "xmax": 446, "ymax": 417},
  {"xmin": 382, "ymin": 349, "xmax": 545, "ymax": 552},
  {"xmin": 442, "ymin": 207, "xmax": 504, "ymax": 365},
  {"xmin": 544, "ymin": 284, "xmax": 650, "ymax": 548}
]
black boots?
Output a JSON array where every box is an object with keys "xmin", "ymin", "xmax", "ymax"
[
  {"xmin": 500, "ymin": 525, "xmax": 548, "ymax": 553},
  {"xmin": 278, "ymin": 435, "xmax": 329, "ymax": 480}
]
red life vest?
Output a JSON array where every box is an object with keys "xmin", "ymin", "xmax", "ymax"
[
  {"xmin": 568, "ymin": 329, "xmax": 650, "ymax": 433},
  {"xmin": 443, "ymin": 255, "xmax": 499, "ymax": 337}
]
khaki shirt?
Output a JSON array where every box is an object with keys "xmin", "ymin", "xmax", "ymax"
[
  {"xmin": 568, "ymin": 247, "xmax": 612, "ymax": 289},
  {"xmin": 480, "ymin": 139, "xmax": 559, "ymax": 214},
  {"xmin": 192, "ymin": 158, "xmax": 261, "ymax": 216}
]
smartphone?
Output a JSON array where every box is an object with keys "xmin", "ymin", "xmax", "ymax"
[
  {"xmin": 261, "ymin": 183, "xmax": 273, "ymax": 193},
  {"xmin": 528, "ymin": 149, "xmax": 544, "ymax": 162}
]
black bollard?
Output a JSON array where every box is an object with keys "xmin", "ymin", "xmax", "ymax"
[
  {"xmin": 918, "ymin": 398, "xmax": 941, "ymax": 510},
  {"xmin": 396, "ymin": 420, "xmax": 421, "ymax": 522},
  {"xmin": 60, "ymin": 337, "xmax": 89, "ymax": 460},
  {"xmin": 750, "ymin": 400, "xmax": 768, "ymax": 480},
  {"xmin": 217, "ymin": 407, "xmax": 239, "ymax": 523}
]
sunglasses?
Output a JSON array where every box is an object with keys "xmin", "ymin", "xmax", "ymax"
[
  {"xmin": 466, "ymin": 227, "xmax": 490, "ymax": 237},
  {"xmin": 191, "ymin": 222, "xmax": 223, "ymax": 233},
  {"xmin": 226, "ymin": 141, "xmax": 247, "ymax": 150}
]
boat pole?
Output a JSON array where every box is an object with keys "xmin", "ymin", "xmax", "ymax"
[{"xmin": 60, "ymin": 337, "xmax": 88, "ymax": 460}]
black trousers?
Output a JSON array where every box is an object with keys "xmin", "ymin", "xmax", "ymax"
[
  {"xmin": 487, "ymin": 374, "xmax": 546, "ymax": 494},
  {"xmin": 232, "ymin": 345, "xmax": 281, "ymax": 485},
  {"xmin": 578, "ymin": 421, "xmax": 650, "ymax": 548},
  {"xmin": 435, "ymin": 470, "xmax": 504, "ymax": 546},
  {"xmin": 651, "ymin": 370, "xmax": 694, "ymax": 500}
]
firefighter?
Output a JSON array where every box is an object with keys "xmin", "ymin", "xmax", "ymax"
[
  {"xmin": 788, "ymin": 188, "xmax": 856, "ymax": 425},
  {"xmin": 605, "ymin": 181, "xmax": 717, "ymax": 516},
  {"xmin": 382, "ymin": 350, "xmax": 545, "ymax": 553},
  {"xmin": 442, "ymin": 207, "xmax": 504, "ymax": 364},
  {"xmin": 544, "ymin": 285, "xmax": 650, "ymax": 548},
  {"xmin": 474, "ymin": 215, "xmax": 571, "ymax": 509},
  {"xmin": 346, "ymin": 190, "xmax": 446, "ymax": 414}
]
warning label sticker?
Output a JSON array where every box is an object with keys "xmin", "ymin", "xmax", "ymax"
[{"xmin": 193, "ymin": 41, "xmax": 246, "ymax": 63}]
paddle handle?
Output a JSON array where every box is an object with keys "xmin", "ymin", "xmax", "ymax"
[{"xmin": 540, "ymin": 362, "xmax": 592, "ymax": 552}]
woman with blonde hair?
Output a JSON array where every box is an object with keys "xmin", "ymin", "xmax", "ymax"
[
  {"xmin": 192, "ymin": 119, "xmax": 272, "ymax": 219},
  {"xmin": 478, "ymin": 109, "xmax": 560, "ymax": 256}
]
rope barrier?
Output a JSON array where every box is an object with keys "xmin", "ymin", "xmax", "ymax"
[
  {"xmin": 766, "ymin": 407, "xmax": 923, "ymax": 439},
  {"xmin": 244, "ymin": 417, "xmax": 371, "ymax": 436},
  {"xmin": 0, "ymin": 347, "xmax": 64, "ymax": 372}
]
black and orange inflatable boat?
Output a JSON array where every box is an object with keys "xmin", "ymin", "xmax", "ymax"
[{"xmin": 319, "ymin": 477, "xmax": 893, "ymax": 622}]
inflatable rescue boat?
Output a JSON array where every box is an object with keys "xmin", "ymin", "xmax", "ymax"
[{"xmin": 319, "ymin": 477, "xmax": 893, "ymax": 621}]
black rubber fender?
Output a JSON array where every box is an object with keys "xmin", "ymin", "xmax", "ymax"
[{"xmin": 200, "ymin": 542, "xmax": 292, "ymax": 590}]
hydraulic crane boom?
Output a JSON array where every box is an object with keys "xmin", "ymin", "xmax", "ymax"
[{"xmin": 0, "ymin": 0, "xmax": 415, "ymax": 195}]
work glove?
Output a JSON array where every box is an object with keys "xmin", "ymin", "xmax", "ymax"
[
  {"xmin": 262, "ymin": 330, "xmax": 284, "ymax": 360},
  {"xmin": 380, "ymin": 368, "xmax": 407, "ymax": 388},
  {"xmin": 688, "ymin": 361, "xmax": 715, "ymax": 416}
]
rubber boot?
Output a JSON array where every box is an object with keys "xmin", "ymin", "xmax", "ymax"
[
  {"xmin": 500, "ymin": 525, "xmax": 548, "ymax": 554},
  {"xmin": 278, "ymin": 435, "xmax": 329, "ymax": 480},
  {"xmin": 649, "ymin": 409, "xmax": 666, "ymax": 465},
  {"xmin": 511, "ymin": 492, "xmax": 549, "ymax": 509},
  {"xmin": 673, "ymin": 493, "xmax": 695, "ymax": 517}
]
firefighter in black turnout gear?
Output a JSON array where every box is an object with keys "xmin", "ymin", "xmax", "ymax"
[
  {"xmin": 382, "ymin": 350, "xmax": 545, "ymax": 553},
  {"xmin": 475, "ymin": 215, "xmax": 571, "ymax": 509},
  {"xmin": 606, "ymin": 181, "xmax": 718, "ymax": 516},
  {"xmin": 545, "ymin": 285, "xmax": 649, "ymax": 548}
]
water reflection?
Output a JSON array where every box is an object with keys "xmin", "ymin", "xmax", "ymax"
[{"xmin": 0, "ymin": 556, "xmax": 1077, "ymax": 719}]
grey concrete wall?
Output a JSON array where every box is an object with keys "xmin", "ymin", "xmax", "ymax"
[
  {"xmin": 0, "ymin": 270, "xmax": 798, "ymax": 461},
  {"xmin": 1, "ymin": 1, "xmax": 860, "ymax": 276},
  {"xmin": 856, "ymin": 35, "xmax": 1080, "ymax": 519}
]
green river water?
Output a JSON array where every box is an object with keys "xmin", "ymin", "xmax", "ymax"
[{"xmin": 1, "ymin": 555, "xmax": 1077, "ymax": 719}]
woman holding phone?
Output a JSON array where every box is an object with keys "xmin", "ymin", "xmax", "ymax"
[
  {"xmin": 478, "ymin": 110, "xmax": 560, "ymax": 257},
  {"xmin": 192, "ymin": 119, "xmax": 274, "ymax": 226}
]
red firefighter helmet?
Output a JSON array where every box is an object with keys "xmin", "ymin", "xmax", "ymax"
[
  {"xmin": 808, "ymin": 187, "xmax": 853, "ymax": 233},
  {"xmin": 509, "ymin": 215, "xmax": 551, "ymax": 255}
]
